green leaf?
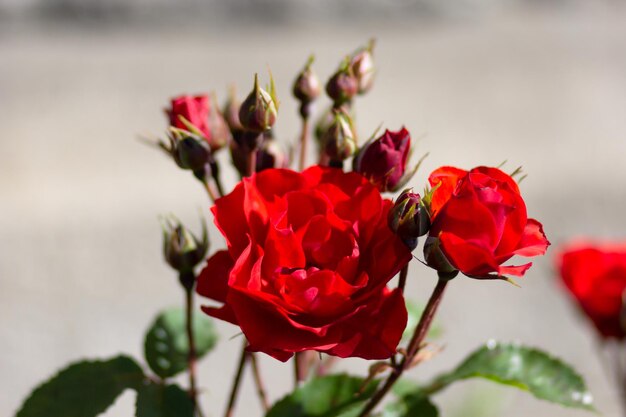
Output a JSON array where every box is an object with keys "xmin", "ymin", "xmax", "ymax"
[
  {"xmin": 382, "ymin": 395, "xmax": 438, "ymax": 417},
  {"xmin": 266, "ymin": 374, "xmax": 379, "ymax": 417},
  {"xmin": 144, "ymin": 306, "xmax": 218, "ymax": 379},
  {"xmin": 429, "ymin": 341, "xmax": 595, "ymax": 411},
  {"xmin": 16, "ymin": 355, "xmax": 144, "ymax": 417},
  {"xmin": 135, "ymin": 382, "xmax": 194, "ymax": 417}
]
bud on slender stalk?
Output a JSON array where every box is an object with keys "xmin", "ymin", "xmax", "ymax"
[
  {"xmin": 223, "ymin": 85, "xmax": 244, "ymax": 135},
  {"xmin": 325, "ymin": 59, "xmax": 358, "ymax": 107},
  {"xmin": 162, "ymin": 216, "xmax": 209, "ymax": 275},
  {"xmin": 388, "ymin": 189, "xmax": 430, "ymax": 250},
  {"xmin": 239, "ymin": 73, "xmax": 279, "ymax": 133},
  {"xmin": 159, "ymin": 128, "xmax": 214, "ymax": 173},
  {"xmin": 350, "ymin": 39, "xmax": 376, "ymax": 95},
  {"xmin": 293, "ymin": 55, "xmax": 321, "ymax": 115},
  {"xmin": 206, "ymin": 92, "xmax": 232, "ymax": 152},
  {"xmin": 322, "ymin": 108, "xmax": 357, "ymax": 161}
]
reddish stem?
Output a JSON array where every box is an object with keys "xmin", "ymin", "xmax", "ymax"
[{"xmin": 357, "ymin": 277, "xmax": 449, "ymax": 417}]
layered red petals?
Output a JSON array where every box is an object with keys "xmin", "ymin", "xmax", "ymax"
[
  {"xmin": 197, "ymin": 166, "xmax": 412, "ymax": 360},
  {"xmin": 428, "ymin": 166, "xmax": 549, "ymax": 278},
  {"xmin": 557, "ymin": 242, "xmax": 626, "ymax": 339}
]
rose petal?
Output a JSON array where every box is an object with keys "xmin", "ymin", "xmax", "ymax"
[
  {"xmin": 196, "ymin": 250, "xmax": 233, "ymax": 302},
  {"xmin": 513, "ymin": 218, "xmax": 550, "ymax": 257}
]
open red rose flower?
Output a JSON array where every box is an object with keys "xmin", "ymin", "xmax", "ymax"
[
  {"xmin": 557, "ymin": 242, "xmax": 626, "ymax": 339},
  {"xmin": 427, "ymin": 166, "xmax": 550, "ymax": 278},
  {"xmin": 197, "ymin": 166, "xmax": 412, "ymax": 361}
]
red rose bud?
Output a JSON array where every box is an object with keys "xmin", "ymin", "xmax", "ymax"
[
  {"xmin": 354, "ymin": 127, "xmax": 419, "ymax": 192},
  {"xmin": 350, "ymin": 39, "xmax": 376, "ymax": 94},
  {"xmin": 322, "ymin": 108, "xmax": 357, "ymax": 161},
  {"xmin": 293, "ymin": 55, "xmax": 321, "ymax": 105},
  {"xmin": 387, "ymin": 190, "xmax": 430, "ymax": 250},
  {"xmin": 167, "ymin": 95, "xmax": 211, "ymax": 141},
  {"xmin": 557, "ymin": 241, "xmax": 626, "ymax": 339},
  {"xmin": 423, "ymin": 236, "xmax": 459, "ymax": 280},
  {"xmin": 325, "ymin": 59, "xmax": 358, "ymax": 106},
  {"xmin": 162, "ymin": 216, "xmax": 209, "ymax": 275},
  {"xmin": 239, "ymin": 73, "xmax": 279, "ymax": 133}
]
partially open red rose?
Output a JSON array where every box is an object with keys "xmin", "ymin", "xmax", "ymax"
[
  {"xmin": 426, "ymin": 166, "xmax": 549, "ymax": 278},
  {"xmin": 354, "ymin": 127, "xmax": 411, "ymax": 192},
  {"xmin": 557, "ymin": 242, "xmax": 626, "ymax": 339},
  {"xmin": 197, "ymin": 166, "xmax": 412, "ymax": 361},
  {"xmin": 168, "ymin": 95, "xmax": 211, "ymax": 140}
]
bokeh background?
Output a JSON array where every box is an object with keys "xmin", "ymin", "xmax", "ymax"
[{"xmin": 2, "ymin": 1, "xmax": 626, "ymax": 416}]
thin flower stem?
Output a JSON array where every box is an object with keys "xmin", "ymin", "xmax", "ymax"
[
  {"xmin": 224, "ymin": 340, "xmax": 249, "ymax": 417},
  {"xmin": 398, "ymin": 265, "xmax": 409, "ymax": 293},
  {"xmin": 202, "ymin": 178, "xmax": 219, "ymax": 203},
  {"xmin": 357, "ymin": 277, "xmax": 449, "ymax": 417},
  {"xmin": 183, "ymin": 278, "xmax": 204, "ymax": 417},
  {"xmin": 249, "ymin": 353, "xmax": 270, "ymax": 411},
  {"xmin": 213, "ymin": 173, "xmax": 226, "ymax": 198},
  {"xmin": 298, "ymin": 117, "xmax": 309, "ymax": 171},
  {"xmin": 294, "ymin": 352, "xmax": 309, "ymax": 388},
  {"xmin": 247, "ymin": 149, "xmax": 257, "ymax": 177}
]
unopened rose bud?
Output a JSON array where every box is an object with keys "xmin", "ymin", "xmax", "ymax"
[
  {"xmin": 388, "ymin": 190, "xmax": 430, "ymax": 250},
  {"xmin": 167, "ymin": 95, "xmax": 211, "ymax": 141},
  {"xmin": 322, "ymin": 109, "xmax": 357, "ymax": 161},
  {"xmin": 354, "ymin": 127, "xmax": 417, "ymax": 192},
  {"xmin": 206, "ymin": 92, "xmax": 232, "ymax": 152},
  {"xmin": 424, "ymin": 236, "xmax": 458, "ymax": 280},
  {"xmin": 350, "ymin": 39, "xmax": 376, "ymax": 94},
  {"xmin": 176, "ymin": 134, "xmax": 213, "ymax": 173},
  {"xmin": 293, "ymin": 56, "xmax": 321, "ymax": 112},
  {"xmin": 239, "ymin": 73, "xmax": 279, "ymax": 133},
  {"xmin": 325, "ymin": 60, "xmax": 358, "ymax": 106},
  {"xmin": 223, "ymin": 85, "xmax": 244, "ymax": 135},
  {"xmin": 257, "ymin": 135, "xmax": 288, "ymax": 172},
  {"xmin": 162, "ymin": 216, "xmax": 209, "ymax": 276}
]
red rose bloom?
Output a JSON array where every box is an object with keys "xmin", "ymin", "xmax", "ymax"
[
  {"xmin": 168, "ymin": 95, "xmax": 211, "ymax": 140},
  {"xmin": 427, "ymin": 166, "xmax": 549, "ymax": 278},
  {"xmin": 197, "ymin": 166, "xmax": 412, "ymax": 361},
  {"xmin": 354, "ymin": 127, "xmax": 411, "ymax": 192},
  {"xmin": 557, "ymin": 242, "xmax": 626, "ymax": 339}
]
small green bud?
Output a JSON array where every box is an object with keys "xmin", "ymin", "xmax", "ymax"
[
  {"xmin": 162, "ymin": 216, "xmax": 209, "ymax": 274},
  {"xmin": 322, "ymin": 108, "xmax": 357, "ymax": 161},
  {"xmin": 387, "ymin": 189, "xmax": 430, "ymax": 250},
  {"xmin": 239, "ymin": 73, "xmax": 278, "ymax": 133}
]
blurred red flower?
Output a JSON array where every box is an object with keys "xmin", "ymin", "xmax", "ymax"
[{"xmin": 557, "ymin": 242, "xmax": 626, "ymax": 339}]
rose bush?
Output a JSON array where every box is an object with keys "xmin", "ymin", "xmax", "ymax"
[
  {"xmin": 196, "ymin": 166, "xmax": 412, "ymax": 361},
  {"xmin": 168, "ymin": 95, "xmax": 211, "ymax": 140},
  {"xmin": 426, "ymin": 166, "xmax": 549, "ymax": 278},
  {"xmin": 557, "ymin": 242, "xmax": 626, "ymax": 339}
]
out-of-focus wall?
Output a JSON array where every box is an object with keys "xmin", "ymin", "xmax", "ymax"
[{"xmin": 1, "ymin": 1, "xmax": 626, "ymax": 417}]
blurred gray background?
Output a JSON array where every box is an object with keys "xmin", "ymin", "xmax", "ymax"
[{"xmin": 1, "ymin": 1, "xmax": 626, "ymax": 416}]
